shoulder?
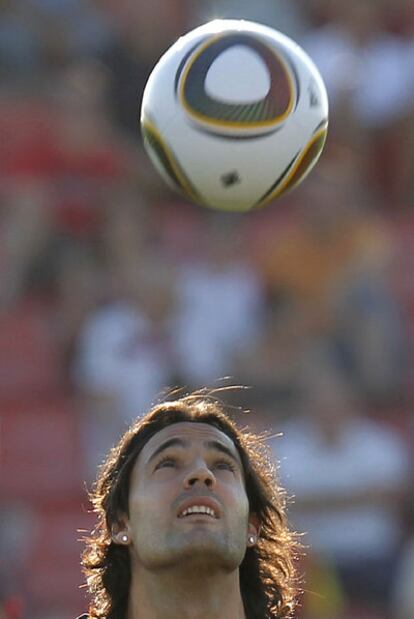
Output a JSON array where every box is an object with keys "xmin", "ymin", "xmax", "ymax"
[{"xmin": 76, "ymin": 615, "xmax": 89, "ymax": 619}]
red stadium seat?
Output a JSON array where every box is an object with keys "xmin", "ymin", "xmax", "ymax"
[
  {"xmin": 0, "ymin": 299, "xmax": 64, "ymax": 399},
  {"xmin": 0, "ymin": 397, "xmax": 85, "ymax": 503}
]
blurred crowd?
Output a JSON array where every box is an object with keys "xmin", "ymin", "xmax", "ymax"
[{"xmin": 0, "ymin": 1, "xmax": 413, "ymax": 618}]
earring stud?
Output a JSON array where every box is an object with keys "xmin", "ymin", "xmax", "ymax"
[
  {"xmin": 248, "ymin": 535, "xmax": 256, "ymax": 546},
  {"xmin": 121, "ymin": 534, "xmax": 129, "ymax": 543}
]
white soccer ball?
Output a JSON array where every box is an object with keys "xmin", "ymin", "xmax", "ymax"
[{"xmin": 140, "ymin": 19, "xmax": 329, "ymax": 212}]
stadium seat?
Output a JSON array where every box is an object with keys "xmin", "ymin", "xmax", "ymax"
[
  {"xmin": 0, "ymin": 397, "xmax": 85, "ymax": 503},
  {"xmin": 0, "ymin": 299, "xmax": 64, "ymax": 399}
]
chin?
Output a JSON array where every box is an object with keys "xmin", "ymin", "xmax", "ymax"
[
  {"xmin": 173, "ymin": 535, "xmax": 244, "ymax": 572},
  {"xmin": 178, "ymin": 550, "xmax": 241, "ymax": 574}
]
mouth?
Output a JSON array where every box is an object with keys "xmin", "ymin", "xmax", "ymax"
[
  {"xmin": 178, "ymin": 505, "xmax": 218, "ymax": 519},
  {"xmin": 176, "ymin": 497, "xmax": 222, "ymax": 520}
]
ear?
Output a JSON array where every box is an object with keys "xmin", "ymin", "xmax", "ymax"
[
  {"xmin": 247, "ymin": 513, "xmax": 261, "ymax": 546},
  {"xmin": 111, "ymin": 515, "xmax": 131, "ymax": 546}
]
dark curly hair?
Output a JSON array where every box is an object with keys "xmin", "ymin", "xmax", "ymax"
[{"xmin": 81, "ymin": 390, "xmax": 300, "ymax": 619}]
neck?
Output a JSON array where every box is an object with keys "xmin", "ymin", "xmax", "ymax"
[{"xmin": 127, "ymin": 564, "xmax": 246, "ymax": 619}]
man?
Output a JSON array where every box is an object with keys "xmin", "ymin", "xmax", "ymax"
[{"xmin": 79, "ymin": 391, "xmax": 298, "ymax": 619}]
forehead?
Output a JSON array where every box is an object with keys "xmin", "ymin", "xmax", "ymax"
[{"xmin": 139, "ymin": 421, "xmax": 241, "ymax": 463}]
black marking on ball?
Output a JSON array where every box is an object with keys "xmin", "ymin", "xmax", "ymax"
[
  {"xmin": 308, "ymin": 80, "xmax": 320, "ymax": 107},
  {"xmin": 187, "ymin": 119, "xmax": 284, "ymax": 140},
  {"xmin": 221, "ymin": 171, "xmax": 241, "ymax": 187},
  {"xmin": 279, "ymin": 49, "xmax": 300, "ymax": 110},
  {"xmin": 254, "ymin": 153, "xmax": 299, "ymax": 206},
  {"xmin": 174, "ymin": 39, "xmax": 209, "ymax": 97},
  {"xmin": 314, "ymin": 118, "xmax": 329, "ymax": 132},
  {"xmin": 180, "ymin": 32, "xmax": 297, "ymax": 127}
]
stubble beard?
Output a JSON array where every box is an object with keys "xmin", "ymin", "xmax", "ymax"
[{"xmin": 143, "ymin": 527, "xmax": 244, "ymax": 574}]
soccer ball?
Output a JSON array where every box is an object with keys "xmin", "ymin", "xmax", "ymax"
[{"xmin": 140, "ymin": 19, "xmax": 329, "ymax": 212}]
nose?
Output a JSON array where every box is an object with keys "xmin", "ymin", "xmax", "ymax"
[{"xmin": 183, "ymin": 461, "xmax": 216, "ymax": 490}]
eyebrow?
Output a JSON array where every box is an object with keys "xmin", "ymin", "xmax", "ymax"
[
  {"xmin": 204, "ymin": 440, "xmax": 241, "ymax": 467},
  {"xmin": 147, "ymin": 437, "xmax": 241, "ymax": 468},
  {"xmin": 147, "ymin": 437, "xmax": 188, "ymax": 464}
]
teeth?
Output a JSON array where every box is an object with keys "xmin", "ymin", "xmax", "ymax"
[{"xmin": 180, "ymin": 505, "xmax": 216, "ymax": 518}]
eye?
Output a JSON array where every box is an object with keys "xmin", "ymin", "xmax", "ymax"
[
  {"xmin": 213, "ymin": 459, "xmax": 237, "ymax": 473},
  {"xmin": 155, "ymin": 456, "xmax": 177, "ymax": 470}
]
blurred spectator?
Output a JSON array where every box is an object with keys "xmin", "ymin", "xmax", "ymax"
[
  {"xmin": 73, "ymin": 244, "xmax": 176, "ymax": 477},
  {"xmin": 53, "ymin": 240, "xmax": 104, "ymax": 382},
  {"xmin": 252, "ymin": 147, "xmax": 407, "ymax": 403},
  {"xmin": 28, "ymin": 0, "xmax": 113, "ymax": 58},
  {"xmin": 298, "ymin": 551, "xmax": 346, "ymax": 619},
  {"xmin": 1, "ymin": 59, "xmax": 139, "ymax": 271},
  {"xmin": 0, "ymin": 1, "xmax": 39, "ymax": 82},
  {"xmin": 234, "ymin": 299, "xmax": 308, "ymax": 413},
  {"xmin": 98, "ymin": 0, "xmax": 190, "ymax": 137},
  {"xmin": 301, "ymin": 2, "xmax": 414, "ymax": 131},
  {"xmin": 192, "ymin": 0, "xmax": 307, "ymax": 39},
  {"xmin": 0, "ymin": 181, "xmax": 55, "ymax": 308},
  {"xmin": 0, "ymin": 504, "xmax": 34, "ymax": 619},
  {"xmin": 50, "ymin": 60, "xmax": 137, "ymax": 215},
  {"xmin": 301, "ymin": 1, "xmax": 414, "ymax": 205},
  {"xmin": 271, "ymin": 360, "xmax": 411, "ymax": 616},
  {"xmin": 98, "ymin": 187, "xmax": 153, "ymax": 276},
  {"xmin": 172, "ymin": 215, "xmax": 265, "ymax": 387},
  {"xmin": 0, "ymin": 0, "xmax": 113, "ymax": 86},
  {"xmin": 393, "ymin": 536, "xmax": 414, "ymax": 619}
]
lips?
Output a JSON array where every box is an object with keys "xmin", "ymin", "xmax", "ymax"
[{"xmin": 176, "ymin": 496, "xmax": 222, "ymax": 519}]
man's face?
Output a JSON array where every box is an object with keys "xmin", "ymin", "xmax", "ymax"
[{"xmin": 124, "ymin": 421, "xmax": 253, "ymax": 573}]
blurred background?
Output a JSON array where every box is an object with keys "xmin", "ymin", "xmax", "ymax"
[{"xmin": 0, "ymin": 1, "xmax": 413, "ymax": 618}]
